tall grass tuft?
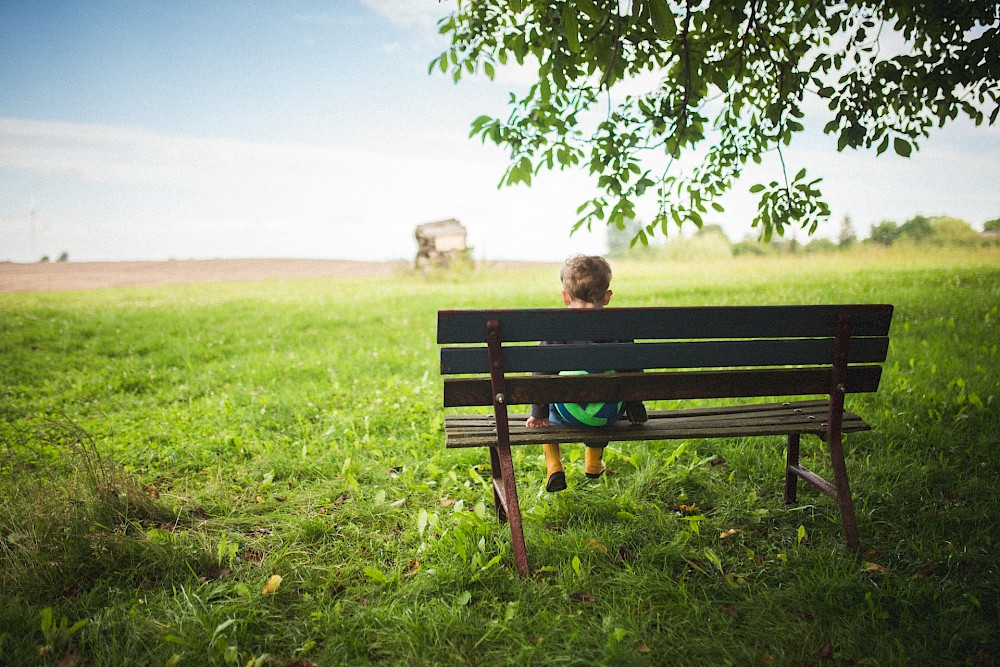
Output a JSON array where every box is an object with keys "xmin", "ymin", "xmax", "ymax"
[{"xmin": 1, "ymin": 417, "xmax": 181, "ymax": 603}]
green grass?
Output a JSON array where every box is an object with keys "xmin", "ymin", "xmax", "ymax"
[{"xmin": 1, "ymin": 248, "xmax": 998, "ymax": 666}]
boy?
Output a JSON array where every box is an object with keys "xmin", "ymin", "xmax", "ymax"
[{"xmin": 525, "ymin": 255, "xmax": 647, "ymax": 492}]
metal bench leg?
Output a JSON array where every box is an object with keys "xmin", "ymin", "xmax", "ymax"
[
  {"xmin": 784, "ymin": 433, "xmax": 800, "ymax": 504},
  {"xmin": 827, "ymin": 311, "xmax": 860, "ymax": 550},
  {"xmin": 491, "ymin": 442, "xmax": 528, "ymax": 576},
  {"xmin": 828, "ymin": 434, "xmax": 860, "ymax": 550},
  {"xmin": 488, "ymin": 446, "xmax": 507, "ymax": 524},
  {"xmin": 484, "ymin": 317, "xmax": 529, "ymax": 575}
]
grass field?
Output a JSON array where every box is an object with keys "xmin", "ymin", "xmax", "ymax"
[{"xmin": 2, "ymin": 249, "xmax": 998, "ymax": 666}]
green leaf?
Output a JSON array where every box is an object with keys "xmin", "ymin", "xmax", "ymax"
[
  {"xmin": 576, "ymin": 0, "xmax": 602, "ymax": 21},
  {"xmin": 40, "ymin": 607, "xmax": 53, "ymax": 634},
  {"xmin": 563, "ymin": 9, "xmax": 581, "ymax": 53},
  {"xmin": 364, "ymin": 566, "xmax": 389, "ymax": 584},
  {"xmin": 479, "ymin": 553, "xmax": 503, "ymax": 574},
  {"xmin": 703, "ymin": 547, "xmax": 723, "ymax": 573},
  {"xmin": 893, "ymin": 137, "xmax": 912, "ymax": 157},
  {"xmin": 749, "ymin": 183, "xmax": 765, "ymax": 193},
  {"xmin": 67, "ymin": 619, "xmax": 89, "ymax": 636},
  {"xmin": 876, "ymin": 135, "xmax": 889, "ymax": 155},
  {"xmin": 648, "ymin": 1, "xmax": 676, "ymax": 41}
]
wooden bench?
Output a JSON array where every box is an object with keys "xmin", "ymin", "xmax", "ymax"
[{"xmin": 438, "ymin": 305, "xmax": 894, "ymax": 576}]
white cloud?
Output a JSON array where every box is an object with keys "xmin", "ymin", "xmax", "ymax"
[
  {"xmin": 2, "ymin": 110, "xmax": 995, "ymax": 263},
  {"xmin": 293, "ymin": 11, "xmax": 366, "ymax": 27},
  {"xmin": 357, "ymin": 0, "xmax": 452, "ymax": 31},
  {"xmin": 0, "ymin": 116, "xmax": 607, "ymax": 262}
]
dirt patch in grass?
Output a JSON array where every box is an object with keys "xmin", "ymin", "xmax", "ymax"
[
  {"xmin": 0, "ymin": 259, "xmax": 406, "ymax": 293},
  {"xmin": 0, "ymin": 258, "xmax": 555, "ymax": 293}
]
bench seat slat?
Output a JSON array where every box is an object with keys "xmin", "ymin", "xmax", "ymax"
[
  {"xmin": 444, "ymin": 401, "xmax": 871, "ymax": 448},
  {"xmin": 446, "ymin": 397, "xmax": 831, "ymax": 421},
  {"xmin": 441, "ymin": 337, "xmax": 890, "ymax": 375},
  {"xmin": 443, "ymin": 367, "xmax": 883, "ymax": 407},
  {"xmin": 438, "ymin": 305, "xmax": 894, "ymax": 344}
]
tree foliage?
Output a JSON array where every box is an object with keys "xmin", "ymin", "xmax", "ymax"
[
  {"xmin": 869, "ymin": 214, "xmax": 981, "ymax": 245},
  {"xmin": 433, "ymin": 0, "xmax": 1000, "ymax": 243}
]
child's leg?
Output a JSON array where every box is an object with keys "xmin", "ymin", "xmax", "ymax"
[
  {"xmin": 543, "ymin": 443, "xmax": 566, "ymax": 492},
  {"xmin": 584, "ymin": 441, "xmax": 607, "ymax": 478}
]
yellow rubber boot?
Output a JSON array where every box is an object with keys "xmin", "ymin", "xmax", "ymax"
[
  {"xmin": 543, "ymin": 443, "xmax": 566, "ymax": 492},
  {"xmin": 585, "ymin": 446, "xmax": 606, "ymax": 479}
]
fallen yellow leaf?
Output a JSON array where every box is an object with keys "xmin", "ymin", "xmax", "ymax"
[
  {"xmin": 863, "ymin": 562, "xmax": 889, "ymax": 575},
  {"xmin": 586, "ymin": 539, "xmax": 608, "ymax": 552},
  {"xmin": 720, "ymin": 529, "xmax": 738, "ymax": 539},
  {"xmin": 261, "ymin": 574, "xmax": 283, "ymax": 595}
]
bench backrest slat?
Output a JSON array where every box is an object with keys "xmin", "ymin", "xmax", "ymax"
[
  {"xmin": 443, "ymin": 366, "xmax": 884, "ymax": 407},
  {"xmin": 438, "ymin": 305, "xmax": 893, "ymax": 408},
  {"xmin": 441, "ymin": 337, "xmax": 890, "ymax": 375},
  {"xmin": 438, "ymin": 305, "xmax": 893, "ymax": 344}
]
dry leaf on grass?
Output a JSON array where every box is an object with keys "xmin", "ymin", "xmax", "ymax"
[
  {"xmin": 57, "ymin": 647, "xmax": 81, "ymax": 667},
  {"xmin": 615, "ymin": 547, "xmax": 638, "ymax": 565},
  {"xmin": 586, "ymin": 538, "xmax": 608, "ymax": 552},
  {"xmin": 261, "ymin": 574, "xmax": 283, "ymax": 595},
  {"xmin": 863, "ymin": 562, "xmax": 889, "ymax": 575},
  {"xmin": 718, "ymin": 603, "xmax": 740, "ymax": 619}
]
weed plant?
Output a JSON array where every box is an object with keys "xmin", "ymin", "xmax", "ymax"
[{"xmin": 1, "ymin": 249, "xmax": 997, "ymax": 666}]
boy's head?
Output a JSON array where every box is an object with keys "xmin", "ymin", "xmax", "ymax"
[{"xmin": 560, "ymin": 255, "xmax": 613, "ymax": 308}]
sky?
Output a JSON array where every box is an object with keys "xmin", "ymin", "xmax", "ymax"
[{"xmin": 1, "ymin": 1, "xmax": 998, "ymax": 264}]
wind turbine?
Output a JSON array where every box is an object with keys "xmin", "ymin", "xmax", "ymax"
[{"xmin": 28, "ymin": 194, "xmax": 37, "ymax": 259}]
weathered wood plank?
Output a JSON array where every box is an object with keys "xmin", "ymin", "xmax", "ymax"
[
  {"xmin": 440, "ymin": 337, "xmax": 890, "ymax": 375},
  {"xmin": 444, "ymin": 402, "xmax": 873, "ymax": 448},
  {"xmin": 443, "ymin": 367, "xmax": 883, "ymax": 407},
  {"xmin": 446, "ymin": 398, "xmax": 833, "ymax": 421},
  {"xmin": 447, "ymin": 402, "xmax": 837, "ymax": 428},
  {"xmin": 438, "ymin": 305, "xmax": 894, "ymax": 344},
  {"xmin": 788, "ymin": 464, "xmax": 838, "ymax": 499}
]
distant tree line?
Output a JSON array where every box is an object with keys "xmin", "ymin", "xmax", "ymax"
[{"xmin": 608, "ymin": 214, "xmax": 999, "ymax": 258}]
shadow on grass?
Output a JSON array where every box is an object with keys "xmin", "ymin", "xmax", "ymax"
[{"xmin": 1, "ymin": 417, "xmax": 205, "ymax": 606}]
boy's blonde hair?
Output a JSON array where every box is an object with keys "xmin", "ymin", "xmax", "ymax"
[{"xmin": 560, "ymin": 255, "xmax": 612, "ymax": 304}]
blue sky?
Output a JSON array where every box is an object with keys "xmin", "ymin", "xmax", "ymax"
[{"xmin": 1, "ymin": 1, "xmax": 998, "ymax": 263}]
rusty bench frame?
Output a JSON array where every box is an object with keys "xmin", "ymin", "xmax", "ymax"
[{"xmin": 438, "ymin": 305, "xmax": 894, "ymax": 576}]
